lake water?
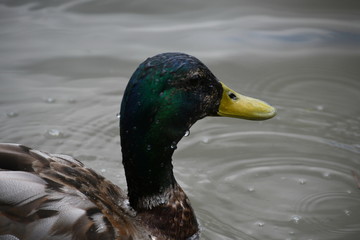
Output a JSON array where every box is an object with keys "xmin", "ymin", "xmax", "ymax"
[{"xmin": 1, "ymin": 1, "xmax": 360, "ymax": 239}]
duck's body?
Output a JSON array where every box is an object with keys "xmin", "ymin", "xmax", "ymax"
[
  {"xmin": 0, "ymin": 53, "xmax": 276, "ymax": 240},
  {"xmin": 0, "ymin": 143, "xmax": 146, "ymax": 239},
  {"xmin": 0, "ymin": 143, "xmax": 195, "ymax": 239}
]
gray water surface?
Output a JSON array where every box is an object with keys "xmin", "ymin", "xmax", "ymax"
[{"xmin": 1, "ymin": 1, "xmax": 360, "ymax": 239}]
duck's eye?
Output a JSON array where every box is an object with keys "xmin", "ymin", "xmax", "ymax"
[{"xmin": 228, "ymin": 92, "xmax": 238, "ymax": 100}]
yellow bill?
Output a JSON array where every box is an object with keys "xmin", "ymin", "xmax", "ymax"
[{"xmin": 218, "ymin": 82, "xmax": 276, "ymax": 120}]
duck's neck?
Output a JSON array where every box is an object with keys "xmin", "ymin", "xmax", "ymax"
[
  {"xmin": 121, "ymin": 133, "xmax": 176, "ymax": 210},
  {"xmin": 120, "ymin": 109, "xmax": 192, "ymax": 210}
]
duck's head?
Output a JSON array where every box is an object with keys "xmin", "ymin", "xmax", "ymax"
[{"xmin": 120, "ymin": 53, "xmax": 276, "ymax": 209}]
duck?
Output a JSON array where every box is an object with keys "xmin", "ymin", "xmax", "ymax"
[{"xmin": 0, "ymin": 52, "xmax": 276, "ymax": 240}]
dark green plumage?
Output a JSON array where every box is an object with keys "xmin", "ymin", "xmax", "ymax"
[{"xmin": 120, "ymin": 53, "xmax": 223, "ymax": 210}]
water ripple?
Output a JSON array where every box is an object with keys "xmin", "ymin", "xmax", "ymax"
[
  {"xmin": 178, "ymin": 125, "xmax": 360, "ymax": 239},
  {"xmin": 295, "ymin": 191, "xmax": 360, "ymax": 237},
  {"xmin": 187, "ymin": 130, "xmax": 360, "ymax": 154}
]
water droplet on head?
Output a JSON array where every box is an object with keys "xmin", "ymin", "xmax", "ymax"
[
  {"xmin": 170, "ymin": 141, "xmax": 177, "ymax": 149},
  {"xmin": 145, "ymin": 61, "xmax": 153, "ymax": 69},
  {"xmin": 184, "ymin": 130, "xmax": 190, "ymax": 137}
]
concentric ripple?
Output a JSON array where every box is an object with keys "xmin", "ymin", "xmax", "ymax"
[
  {"xmin": 294, "ymin": 191, "xmax": 360, "ymax": 237},
  {"xmin": 176, "ymin": 116, "xmax": 360, "ymax": 239}
]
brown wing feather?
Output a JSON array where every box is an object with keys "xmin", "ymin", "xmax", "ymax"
[{"xmin": 0, "ymin": 143, "xmax": 150, "ymax": 240}]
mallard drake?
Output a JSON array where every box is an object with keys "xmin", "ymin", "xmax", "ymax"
[{"xmin": 0, "ymin": 53, "xmax": 276, "ymax": 240}]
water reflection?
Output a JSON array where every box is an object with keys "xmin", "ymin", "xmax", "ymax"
[{"xmin": 1, "ymin": 0, "xmax": 360, "ymax": 239}]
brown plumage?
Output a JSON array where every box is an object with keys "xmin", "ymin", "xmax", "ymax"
[
  {"xmin": 0, "ymin": 143, "xmax": 145, "ymax": 239},
  {"xmin": 0, "ymin": 143, "xmax": 198, "ymax": 240}
]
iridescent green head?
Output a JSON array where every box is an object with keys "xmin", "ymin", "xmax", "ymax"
[
  {"xmin": 120, "ymin": 53, "xmax": 223, "ymax": 153},
  {"xmin": 120, "ymin": 53, "xmax": 276, "ymax": 209}
]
